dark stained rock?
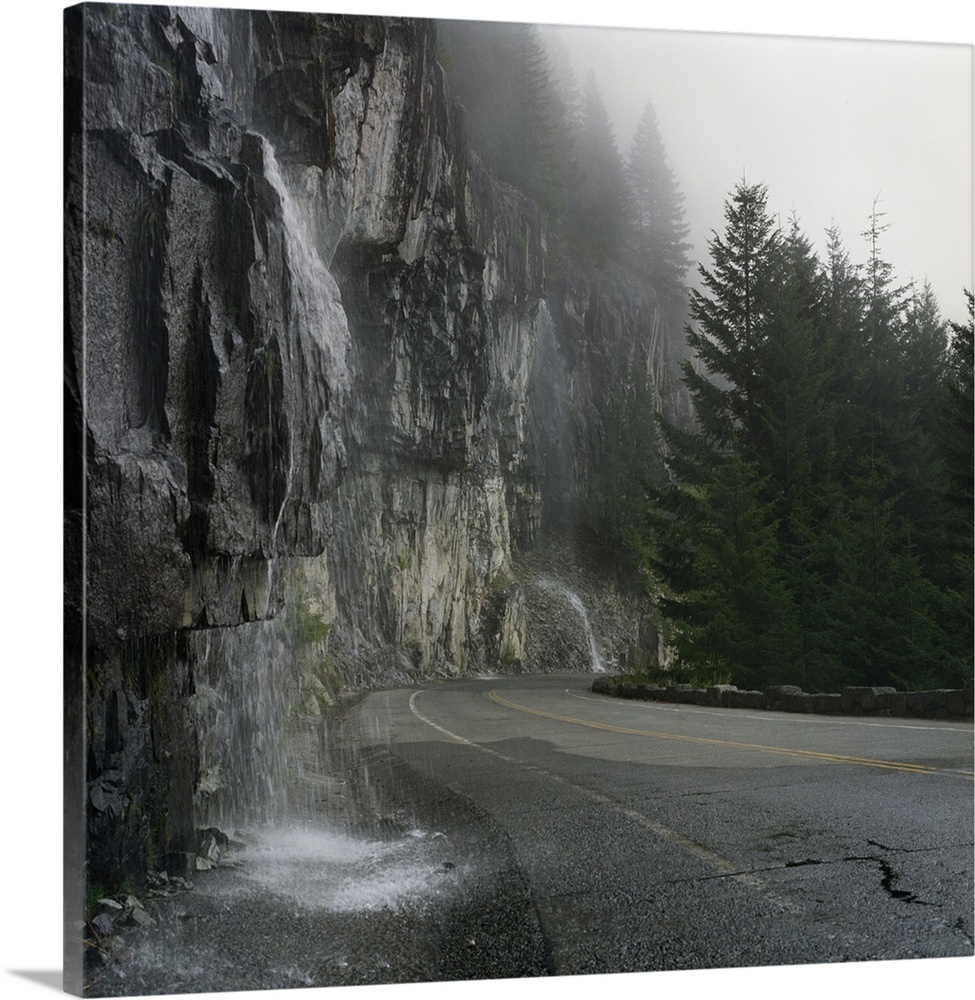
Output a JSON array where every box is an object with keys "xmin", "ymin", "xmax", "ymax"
[{"xmin": 66, "ymin": 4, "xmax": 690, "ymax": 901}]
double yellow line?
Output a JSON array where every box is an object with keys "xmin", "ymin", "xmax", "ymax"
[{"xmin": 487, "ymin": 689, "xmax": 973, "ymax": 778}]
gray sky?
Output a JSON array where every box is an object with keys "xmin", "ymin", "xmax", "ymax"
[{"xmin": 546, "ymin": 20, "xmax": 973, "ymax": 324}]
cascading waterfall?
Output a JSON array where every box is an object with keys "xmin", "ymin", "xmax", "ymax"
[
  {"xmin": 190, "ymin": 137, "xmax": 355, "ymax": 834},
  {"xmin": 261, "ymin": 137, "xmax": 351, "ymax": 400},
  {"xmin": 539, "ymin": 578, "xmax": 609, "ymax": 673},
  {"xmin": 260, "ymin": 136, "xmax": 351, "ymax": 589},
  {"xmin": 528, "ymin": 302, "xmax": 576, "ymax": 521},
  {"xmin": 189, "ymin": 621, "xmax": 294, "ymax": 831},
  {"xmin": 178, "ymin": 133, "xmax": 477, "ymax": 916}
]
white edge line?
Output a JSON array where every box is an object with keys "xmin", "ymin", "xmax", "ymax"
[{"xmin": 407, "ymin": 688, "xmax": 801, "ymax": 913}]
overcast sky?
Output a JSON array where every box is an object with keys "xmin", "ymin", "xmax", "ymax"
[{"xmin": 546, "ymin": 20, "xmax": 973, "ymax": 324}]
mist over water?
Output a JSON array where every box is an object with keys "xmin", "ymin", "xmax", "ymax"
[
  {"xmin": 89, "ymin": 817, "xmax": 470, "ymax": 996},
  {"xmin": 528, "ymin": 301, "xmax": 577, "ymax": 531}
]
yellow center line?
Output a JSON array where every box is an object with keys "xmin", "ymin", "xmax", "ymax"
[{"xmin": 487, "ymin": 689, "xmax": 973, "ymax": 778}]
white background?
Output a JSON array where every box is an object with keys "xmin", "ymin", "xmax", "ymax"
[{"xmin": 2, "ymin": 3, "xmax": 971, "ymax": 1000}]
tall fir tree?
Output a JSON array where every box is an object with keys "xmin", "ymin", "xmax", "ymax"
[
  {"xmin": 753, "ymin": 218, "xmax": 837, "ymax": 689},
  {"xmin": 854, "ymin": 200, "xmax": 912, "ymax": 480},
  {"xmin": 624, "ymin": 100, "xmax": 691, "ymax": 302},
  {"xmin": 682, "ymin": 180, "xmax": 782, "ymax": 449},
  {"xmin": 899, "ymin": 279, "xmax": 952, "ymax": 574},
  {"xmin": 944, "ymin": 290, "xmax": 974, "ymax": 524},
  {"xmin": 940, "ymin": 290, "xmax": 974, "ymax": 679},
  {"xmin": 567, "ymin": 72, "xmax": 628, "ymax": 266},
  {"xmin": 650, "ymin": 182, "xmax": 799, "ymax": 683},
  {"xmin": 820, "ymin": 225, "xmax": 866, "ymax": 475},
  {"xmin": 435, "ymin": 21, "xmax": 574, "ymax": 233}
]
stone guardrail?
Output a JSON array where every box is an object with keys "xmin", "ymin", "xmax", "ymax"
[{"xmin": 590, "ymin": 677, "xmax": 974, "ymax": 721}]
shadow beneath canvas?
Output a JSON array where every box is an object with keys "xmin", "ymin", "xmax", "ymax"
[{"xmin": 7, "ymin": 970, "xmax": 63, "ymax": 992}]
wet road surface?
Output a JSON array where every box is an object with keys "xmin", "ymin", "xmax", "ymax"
[
  {"xmin": 85, "ymin": 672, "xmax": 973, "ymax": 994},
  {"xmin": 355, "ymin": 673, "xmax": 974, "ymax": 973}
]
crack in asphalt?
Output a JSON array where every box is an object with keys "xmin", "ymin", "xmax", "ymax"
[
  {"xmin": 405, "ymin": 684, "xmax": 973, "ymax": 965},
  {"xmin": 953, "ymin": 917, "xmax": 975, "ymax": 947},
  {"xmin": 869, "ymin": 856, "xmax": 934, "ymax": 904},
  {"xmin": 865, "ymin": 837, "xmax": 975, "ymax": 854},
  {"xmin": 704, "ymin": 850, "xmax": 946, "ymax": 908}
]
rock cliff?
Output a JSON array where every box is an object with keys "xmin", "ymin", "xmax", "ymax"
[{"xmin": 65, "ymin": 4, "xmax": 689, "ymax": 887}]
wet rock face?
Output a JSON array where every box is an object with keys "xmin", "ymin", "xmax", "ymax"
[
  {"xmin": 66, "ymin": 5, "xmax": 687, "ymax": 885},
  {"xmin": 67, "ymin": 4, "xmax": 545, "ymax": 882},
  {"xmin": 69, "ymin": 4, "xmax": 542, "ymax": 656}
]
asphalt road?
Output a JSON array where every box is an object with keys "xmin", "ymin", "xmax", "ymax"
[
  {"xmin": 85, "ymin": 672, "xmax": 973, "ymax": 995},
  {"xmin": 351, "ymin": 672, "xmax": 974, "ymax": 974}
]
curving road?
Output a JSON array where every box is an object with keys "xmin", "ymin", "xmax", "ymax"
[
  {"xmin": 85, "ymin": 671, "xmax": 973, "ymax": 995},
  {"xmin": 351, "ymin": 672, "xmax": 975, "ymax": 974}
]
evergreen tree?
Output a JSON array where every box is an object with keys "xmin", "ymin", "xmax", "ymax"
[
  {"xmin": 814, "ymin": 214, "xmax": 961, "ymax": 687},
  {"xmin": 820, "ymin": 225, "xmax": 866, "ymax": 475},
  {"xmin": 853, "ymin": 200, "xmax": 912, "ymax": 481},
  {"xmin": 898, "ymin": 279, "xmax": 952, "ymax": 574},
  {"xmin": 754, "ymin": 218, "xmax": 836, "ymax": 689},
  {"xmin": 567, "ymin": 72, "xmax": 628, "ymax": 266},
  {"xmin": 682, "ymin": 180, "xmax": 782, "ymax": 449},
  {"xmin": 755, "ymin": 216, "xmax": 829, "ymax": 493},
  {"xmin": 512, "ymin": 24, "xmax": 575, "ymax": 226},
  {"xmin": 650, "ymin": 182, "xmax": 800, "ymax": 684},
  {"xmin": 827, "ymin": 449, "xmax": 948, "ymax": 688},
  {"xmin": 654, "ymin": 448, "xmax": 798, "ymax": 687},
  {"xmin": 585, "ymin": 370, "xmax": 664, "ymax": 578},
  {"xmin": 436, "ymin": 21, "xmax": 573, "ymax": 227},
  {"xmin": 539, "ymin": 25, "xmax": 582, "ymax": 130},
  {"xmin": 944, "ymin": 290, "xmax": 975, "ymax": 523},
  {"xmin": 624, "ymin": 100, "xmax": 691, "ymax": 301},
  {"xmin": 940, "ymin": 290, "xmax": 974, "ymax": 678}
]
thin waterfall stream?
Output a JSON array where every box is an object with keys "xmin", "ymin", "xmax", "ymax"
[
  {"xmin": 161, "ymin": 135, "xmax": 456, "ymax": 937},
  {"xmin": 538, "ymin": 578, "xmax": 610, "ymax": 673}
]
